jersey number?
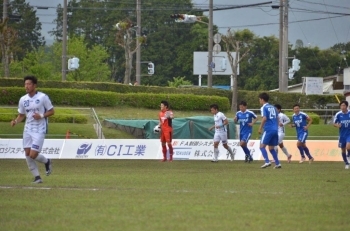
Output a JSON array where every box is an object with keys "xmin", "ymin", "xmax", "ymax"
[{"xmin": 268, "ymin": 107, "xmax": 276, "ymax": 119}]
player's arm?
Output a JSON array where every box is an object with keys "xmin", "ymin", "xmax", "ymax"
[
  {"xmin": 258, "ymin": 116, "xmax": 266, "ymax": 134},
  {"xmin": 208, "ymin": 125, "xmax": 215, "ymax": 131},
  {"xmin": 11, "ymin": 114, "xmax": 25, "ymax": 127},
  {"xmin": 282, "ymin": 114, "xmax": 290, "ymax": 126},
  {"xmin": 305, "ymin": 116, "xmax": 312, "ymax": 130},
  {"xmin": 333, "ymin": 115, "xmax": 341, "ymax": 128},
  {"xmin": 250, "ymin": 114, "xmax": 258, "ymax": 126}
]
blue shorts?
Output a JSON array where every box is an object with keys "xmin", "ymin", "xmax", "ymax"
[
  {"xmin": 261, "ymin": 130, "xmax": 278, "ymax": 146},
  {"xmin": 240, "ymin": 133, "xmax": 251, "ymax": 143},
  {"xmin": 297, "ymin": 132, "xmax": 308, "ymax": 143},
  {"xmin": 338, "ymin": 136, "xmax": 350, "ymax": 148}
]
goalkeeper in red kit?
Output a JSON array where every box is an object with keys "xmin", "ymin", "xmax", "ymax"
[{"xmin": 158, "ymin": 100, "xmax": 174, "ymax": 162}]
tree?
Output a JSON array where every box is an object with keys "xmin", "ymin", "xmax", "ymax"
[
  {"xmin": 2, "ymin": 0, "xmax": 45, "ymax": 60},
  {"xmin": 222, "ymin": 29, "xmax": 255, "ymax": 113},
  {"xmin": 52, "ymin": 37, "xmax": 111, "ymax": 81},
  {"xmin": 115, "ymin": 19, "xmax": 146, "ymax": 84}
]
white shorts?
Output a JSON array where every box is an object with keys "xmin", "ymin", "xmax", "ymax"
[
  {"xmin": 278, "ymin": 133, "xmax": 285, "ymax": 144},
  {"xmin": 213, "ymin": 132, "xmax": 228, "ymax": 144},
  {"xmin": 23, "ymin": 132, "xmax": 45, "ymax": 152}
]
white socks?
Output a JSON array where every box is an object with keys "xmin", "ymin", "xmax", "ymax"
[
  {"xmin": 35, "ymin": 154, "xmax": 48, "ymax": 164},
  {"xmin": 214, "ymin": 148, "xmax": 219, "ymax": 160},
  {"xmin": 26, "ymin": 156, "xmax": 39, "ymax": 177}
]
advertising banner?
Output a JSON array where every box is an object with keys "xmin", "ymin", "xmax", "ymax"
[
  {"xmin": 0, "ymin": 139, "xmax": 63, "ymax": 159},
  {"xmin": 61, "ymin": 139, "xmax": 160, "ymax": 159},
  {"xmin": 170, "ymin": 139, "xmax": 262, "ymax": 161},
  {"xmin": 268, "ymin": 140, "xmax": 341, "ymax": 162}
]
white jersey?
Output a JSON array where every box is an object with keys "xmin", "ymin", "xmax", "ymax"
[
  {"xmin": 213, "ymin": 112, "xmax": 227, "ymax": 133},
  {"xmin": 278, "ymin": 112, "xmax": 290, "ymax": 134},
  {"xmin": 18, "ymin": 91, "xmax": 54, "ymax": 134}
]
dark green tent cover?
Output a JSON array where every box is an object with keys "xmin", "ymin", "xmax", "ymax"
[{"xmin": 103, "ymin": 116, "xmax": 236, "ymax": 139}]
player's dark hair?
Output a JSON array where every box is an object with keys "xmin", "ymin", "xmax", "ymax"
[
  {"xmin": 339, "ymin": 100, "xmax": 348, "ymax": 107},
  {"xmin": 24, "ymin": 76, "xmax": 38, "ymax": 84},
  {"xmin": 258, "ymin": 92, "xmax": 269, "ymax": 102},
  {"xmin": 293, "ymin": 103, "xmax": 300, "ymax": 108},
  {"xmin": 210, "ymin": 104, "xmax": 219, "ymax": 110},
  {"xmin": 161, "ymin": 100, "xmax": 169, "ymax": 108},
  {"xmin": 274, "ymin": 104, "xmax": 282, "ymax": 110},
  {"xmin": 239, "ymin": 101, "xmax": 247, "ymax": 106}
]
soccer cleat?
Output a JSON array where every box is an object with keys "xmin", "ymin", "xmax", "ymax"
[
  {"xmin": 160, "ymin": 159, "xmax": 167, "ymax": 162},
  {"xmin": 248, "ymin": 157, "xmax": 253, "ymax": 163},
  {"xmin": 345, "ymin": 165, "xmax": 349, "ymax": 170},
  {"xmin": 309, "ymin": 157, "xmax": 314, "ymax": 164},
  {"xmin": 32, "ymin": 176, "xmax": 43, "ymax": 184},
  {"xmin": 287, "ymin": 155, "xmax": 292, "ymax": 163},
  {"xmin": 261, "ymin": 163, "xmax": 271, "ymax": 168},
  {"xmin": 211, "ymin": 160, "xmax": 218, "ymax": 163},
  {"xmin": 299, "ymin": 157, "xmax": 306, "ymax": 163},
  {"xmin": 45, "ymin": 159, "xmax": 52, "ymax": 176},
  {"xmin": 274, "ymin": 164, "xmax": 282, "ymax": 169},
  {"xmin": 230, "ymin": 153, "xmax": 235, "ymax": 161},
  {"xmin": 244, "ymin": 155, "xmax": 249, "ymax": 163}
]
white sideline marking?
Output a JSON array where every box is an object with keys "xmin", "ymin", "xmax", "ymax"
[{"xmin": 0, "ymin": 185, "xmax": 288, "ymax": 195}]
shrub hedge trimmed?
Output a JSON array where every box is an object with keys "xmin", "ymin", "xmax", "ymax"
[
  {"xmin": 1, "ymin": 78, "xmax": 344, "ymax": 110},
  {"xmin": 0, "ymin": 87, "xmax": 230, "ymax": 111}
]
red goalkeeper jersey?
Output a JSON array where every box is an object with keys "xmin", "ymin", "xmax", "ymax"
[{"xmin": 159, "ymin": 110, "xmax": 173, "ymax": 132}]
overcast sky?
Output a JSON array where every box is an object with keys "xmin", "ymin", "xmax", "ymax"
[{"xmin": 29, "ymin": 0, "xmax": 350, "ymax": 49}]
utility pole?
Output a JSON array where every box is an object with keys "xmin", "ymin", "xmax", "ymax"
[
  {"xmin": 62, "ymin": 0, "xmax": 67, "ymax": 81},
  {"xmin": 279, "ymin": 0, "xmax": 289, "ymax": 92},
  {"xmin": 207, "ymin": 0, "xmax": 213, "ymax": 88},
  {"xmin": 278, "ymin": 0, "xmax": 283, "ymax": 92},
  {"xmin": 136, "ymin": 0, "xmax": 141, "ymax": 84},
  {"xmin": 2, "ymin": 0, "xmax": 9, "ymax": 77}
]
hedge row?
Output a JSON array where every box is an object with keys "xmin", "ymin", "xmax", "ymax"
[
  {"xmin": 0, "ymin": 113, "xmax": 88, "ymax": 124},
  {"xmin": 1, "ymin": 78, "xmax": 344, "ymax": 110},
  {"xmin": 0, "ymin": 87, "xmax": 230, "ymax": 111}
]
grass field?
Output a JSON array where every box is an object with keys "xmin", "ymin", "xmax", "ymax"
[
  {"xmin": 0, "ymin": 159, "xmax": 349, "ymax": 231},
  {"xmin": 0, "ymin": 106, "xmax": 340, "ymax": 139}
]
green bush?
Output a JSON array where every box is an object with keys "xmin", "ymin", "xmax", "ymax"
[{"xmin": 0, "ymin": 87, "xmax": 230, "ymax": 112}]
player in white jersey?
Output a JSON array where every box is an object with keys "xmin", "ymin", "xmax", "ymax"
[
  {"xmin": 10, "ymin": 76, "xmax": 54, "ymax": 183},
  {"xmin": 208, "ymin": 104, "xmax": 235, "ymax": 162},
  {"xmin": 274, "ymin": 104, "xmax": 292, "ymax": 163}
]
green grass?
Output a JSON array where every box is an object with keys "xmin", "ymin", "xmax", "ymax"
[
  {"xmin": 0, "ymin": 106, "xmax": 340, "ymax": 139},
  {"xmin": 0, "ymin": 160, "xmax": 349, "ymax": 231}
]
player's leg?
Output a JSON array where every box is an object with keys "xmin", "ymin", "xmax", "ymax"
[
  {"xmin": 240, "ymin": 133, "xmax": 252, "ymax": 162},
  {"xmin": 297, "ymin": 133, "xmax": 306, "ymax": 163},
  {"xmin": 23, "ymin": 133, "xmax": 42, "ymax": 183},
  {"xmin": 160, "ymin": 132, "xmax": 167, "ymax": 162},
  {"xmin": 222, "ymin": 133, "xmax": 234, "ymax": 161},
  {"xmin": 344, "ymin": 138, "xmax": 350, "ymax": 169},
  {"xmin": 260, "ymin": 131, "xmax": 271, "ymax": 168},
  {"xmin": 212, "ymin": 133, "xmax": 220, "ymax": 162},
  {"xmin": 30, "ymin": 133, "xmax": 52, "ymax": 175},
  {"xmin": 165, "ymin": 131, "xmax": 173, "ymax": 162},
  {"xmin": 299, "ymin": 132, "xmax": 313, "ymax": 163},
  {"xmin": 269, "ymin": 132, "xmax": 281, "ymax": 168}
]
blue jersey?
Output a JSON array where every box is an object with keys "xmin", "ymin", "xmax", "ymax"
[
  {"xmin": 260, "ymin": 103, "xmax": 278, "ymax": 131},
  {"xmin": 292, "ymin": 112, "xmax": 309, "ymax": 134},
  {"xmin": 235, "ymin": 110, "xmax": 257, "ymax": 135},
  {"xmin": 334, "ymin": 110, "xmax": 350, "ymax": 138}
]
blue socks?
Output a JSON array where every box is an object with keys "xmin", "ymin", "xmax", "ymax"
[
  {"xmin": 260, "ymin": 147, "xmax": 269, "ymax": 163},
  {"xmin": 342, "ymin": 152, "xmax": 349, "ymax": 165},
  {"xmin": 270, "ymin": 149, "xmax": 280, "ymax": 165},
  {"xmin": 242, "ymin": 146, "xmax": 252, "ymax": 160},
  {"xmin": 303, "ymin": 147, "xmax": 313, "ymax": 159},
  {"xmin": 297, "ymin": 146, "xmax": 305, "ymax": 158}
]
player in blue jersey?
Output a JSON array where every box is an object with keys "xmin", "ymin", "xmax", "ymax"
[
  {"xmin": 290, "ymin": 104, "xmax": 314, "ymax": 163},
  {"xmin": 258, "ymin": 93, "xmax": 281, "ymax": 169},
  {"xmin": 234, "ymin": 101, "xmax": 257, "ymax": 162},
  {"xmin": 333, "ymin": 100, "xmax": 350, "ymax": 169}
]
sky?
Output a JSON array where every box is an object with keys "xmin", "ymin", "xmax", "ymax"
[{"xmin": 27, "ymin": 0, "xmax": 350, "ymax": 49}]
